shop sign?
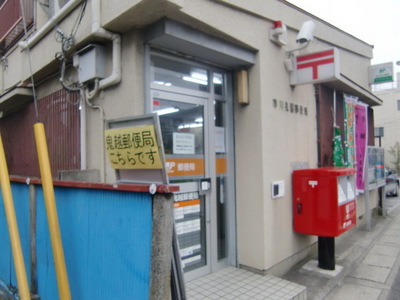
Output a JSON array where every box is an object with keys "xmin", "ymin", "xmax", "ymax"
[
  {"xmin": 166, "ymin": 158, "xmax": 204, "ymax": 177},
  {"xmin": 290, "ymin": 48, "xmax": 339, "ymax": 85},
  {"xmin": 105, "ymin": 125, "xmax": 163, "ymax": 169},
  {"xmin": 166, "ymin": 157, "xmax": 227, "ymax": 177},
  {"xmin": 369, "ymin": 62, "xmax": 393, "ymax": 84}
]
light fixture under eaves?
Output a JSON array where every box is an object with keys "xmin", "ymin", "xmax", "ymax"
[
  {"xmin": 194, "ymin": 117, "xmax": 203, "ymax": 123},
  {"xmin": 153, "ymin": 80, "xmax": 172, "ymax": 87},
  {"xmin": 182, "ymin": 76, "xmax": 208, "ymax": 85},
  {"xmin": 155, "ymin": 107, "xmax": 179, "ymax": 116},
  {"xmin": 178, "ymin": 123, "xmax": 203, "ymax": 129}
]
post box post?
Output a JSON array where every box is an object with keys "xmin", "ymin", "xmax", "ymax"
[{"xmin": 318, "ymin": 236, "xmax": 335, "ymax": 270}]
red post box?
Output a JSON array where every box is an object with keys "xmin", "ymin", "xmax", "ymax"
[{"xmin": 293, "ymin": 167, "xmax": 356, "ymax": 237}]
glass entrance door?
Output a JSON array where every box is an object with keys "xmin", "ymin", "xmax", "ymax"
[
  {"xmin": 149, "ymin": 53, "xmax": 235, "ymax": 281},
  {"xmin": 153, "ymin": 92, "xmax": 210, "ymax": 279}
]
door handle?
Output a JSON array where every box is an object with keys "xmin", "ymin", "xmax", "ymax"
[{"xmin": 199, "ymin": 178, "xmax": 211, "ymax": 194}]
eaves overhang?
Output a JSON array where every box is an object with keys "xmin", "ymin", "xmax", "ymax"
[
  {"xmin": 144, "ymin": 18, "xmax": 256, "ymax": 69},
  {"xmin": 324, "ymin": 74, "xmax": 383, "ymax": 107},
  {"xmin": 0, "ymin": 87, "xmax": 33, "ymax": 116}
]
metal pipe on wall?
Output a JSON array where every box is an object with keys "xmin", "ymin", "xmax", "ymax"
[
  {"xmin": 80, "ymin": 90, "xmax": 87, "ymax": 170},
  {"xmin": 29, "ymin": 184, "xmax": 38, "ymax": 296},
  {"xmin": 82, "ymin": 90, "xmax": 106, "ymax": 182},
  {"xmin": 83, "ymin": 0, "xmax": 121, "ymax": 182},
  {"xmin": 19, "ymin": 0, "xmax": 85, "ymax": 50},
  {"xmin": 86, "ymin": 0, "xmax": 122, "ymax": 99}
]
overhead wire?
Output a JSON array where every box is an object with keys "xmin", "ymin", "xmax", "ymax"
[
  {"xmin": 55, "ymin": 0, "xmax": 88, "ymax": 94},
  {"xmin": 36, "ymin": 1, "xmax": 89, "ymax": 95},
  {"xmin": 20, "ymin": 0, "xmax": 40, "ymax": 122},
  {"xmin": 70, "ymin": 0, "xmax": 87, "ymax": 38}
]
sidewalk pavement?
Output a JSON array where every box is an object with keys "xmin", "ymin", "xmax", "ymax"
[{"xmin": 283, "ymin": 197, "xmax": 400, "ymax": 300}]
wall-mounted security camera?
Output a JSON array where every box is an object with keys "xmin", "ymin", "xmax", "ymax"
[
  {"xmin": 296, "ymin": 20, "xmax": 315, "ymax": 44},
  {"xmin": 285, "ymin": 20, "xmax": 317, "ymax": 68}
]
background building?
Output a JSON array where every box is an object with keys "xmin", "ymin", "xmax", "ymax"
[{"xmin": 373, "ymin": 74, "xmax": 400, "ymax": 172}]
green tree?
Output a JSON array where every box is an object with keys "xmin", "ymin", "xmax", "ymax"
[{"xmin": 388, "ymin": 142, "xmax": 400, "ymax": 174}]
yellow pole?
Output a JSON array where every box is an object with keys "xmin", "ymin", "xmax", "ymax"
[
  {"xmin": 34, "ymin": 123, "xmax": 71, "ymax": 300},
  {"xmin": 0, "ymin": 134, "xmax": 31, "ymax": 300}
]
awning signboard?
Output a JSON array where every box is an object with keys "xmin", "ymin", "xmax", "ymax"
[{"xmin": 290, "ymin": 48, "xmax": 340, "ymax": 85}]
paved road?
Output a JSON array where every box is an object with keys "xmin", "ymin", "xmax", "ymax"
[{"xmin": 387, "ymin": 268, "xmax": 400, "ymax": 300}]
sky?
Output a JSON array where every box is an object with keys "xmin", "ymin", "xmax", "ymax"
[{"xmin": 288, "ymin": 0, "xmax": 400, "ymax": 79}]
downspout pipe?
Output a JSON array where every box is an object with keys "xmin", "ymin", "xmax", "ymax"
[
  {"xmin": 98, "ymin": 32, "xmax": 121, "ymax": 90},
  {"xmin": 85, "ymin": 31, "xmax": 121, "ymax": 99},
  {"xmin": 86, "ymin": 0, "xmax": 121, "ymax": 98},
  {"xmin": 19, "ymin": 0, "xmax": 85, "ymax": 50},
  {"xmin": 79, "ymin": 90, "xmax": 87, "ymax": 170},
  {"xmin": 83, "ymin": 0, "xmax": 121, "ymax": 183}
]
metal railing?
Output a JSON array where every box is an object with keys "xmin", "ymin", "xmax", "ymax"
[{"xmin": 0, "ymin": 0, "xmax": 33, "ymax": 52}]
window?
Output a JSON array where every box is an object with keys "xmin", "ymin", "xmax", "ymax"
[
  {"xmin": 374, "ymin": 127, "xmax": 384, "ymax": 137},
  {"xmin": 397, "ymin": 99, "xmax": 400, "ymax": 111}
]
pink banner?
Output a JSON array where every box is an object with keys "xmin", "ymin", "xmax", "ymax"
[{"xmin": 355, "ymin": 104, "xmax": 368, "ymax": 190}]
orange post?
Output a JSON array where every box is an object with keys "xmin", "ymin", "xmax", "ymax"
[
  {"xmin": 34, "ymin": 123, "xmax": 71, "ymax": 300},
  {"xmin": 0, "ymin": 134, "xmax": 31, "ymax": 300}
]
